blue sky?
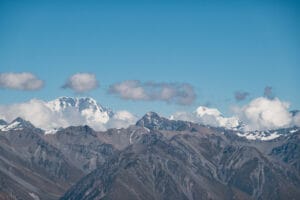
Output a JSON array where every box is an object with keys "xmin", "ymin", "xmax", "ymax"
[{"xmin": 0, "ymin": 0, "xmax": 299, "ymax": 116}]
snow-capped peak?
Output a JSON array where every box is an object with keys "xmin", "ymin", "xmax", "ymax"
[
  {"xmin": 46, "ymin": 97, "xmax": 110, "ymax": 113},
  {"xmin": 46, "ymin": 97, "xmax": 112, "ymax": 125},
  {"xmin": 0, "ymin": 97, "xmax": 137, "ymax": 132},
  {"xmin": 0, "ymin": 117, "xmax": 35, "ymax": 132}
]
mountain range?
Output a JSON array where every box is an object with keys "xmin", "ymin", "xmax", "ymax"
[{"xmin": 0, "ymin": 109, "xmax": 299, "ymax": 200}]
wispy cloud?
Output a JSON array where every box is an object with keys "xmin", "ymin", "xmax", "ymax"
[
  {"xmin": 264, "ymin": 86, "xmax": 274, "ymax": 99},
  {"xmin": 109, "ymin": 80, "xmax": 196, "ymax": 105},
  {"xmin": 234, "ymin": 91, "xmax": 249, "ymax": 101},
  {"xmin": 62, "ymin": 73, "xmax": 98, "ymax": 93},
  {"xmin": 0, "ymin": 72, "xmax": 44, "ymax": 90}
]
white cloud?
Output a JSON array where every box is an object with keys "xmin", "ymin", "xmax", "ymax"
[
  {"xmin": 0, "ymin": 96, "xmax": 298, "ymax": 132},
  {"xmin": 235, "ymin": 97, "xmax": 293, "ymax": 131},
  {"xmin": 170, "ymin": 111, "xmax": 197, "ymax": 122},
  {"xmin": 109, "ymin": 80, "xmax": 196, "ymax": 105},
  {"xmin": 0, "ymin": 99, "xmax": 62, "ymax": 130},
  {"xmin": 0, "ymin": 72, "xmax": 44, "ymax": 90},
  {"xmin": 170, "ymin": 106, "xmax": 240, "ymax": 129},
  {"xmin": 293, "ymin": 113, "xmax": 300, "ymax": 127},
  {"xmin": 0, "ymin": 98, "xmax": 137, "ymax": 131},
  {"xmin": 171, "ymin": 97, "xmax": 300, "ymax": 131},
  {"xmin": 106, "ymin": 111, "xmax": 138, "ymax": 129},
  {"xmin": 109, "ymin": 80, "xmax": 148, "ymax": 100},
  {"xmin": 63, "ymin": 73, "xmax": 98, "ymax": 93}
]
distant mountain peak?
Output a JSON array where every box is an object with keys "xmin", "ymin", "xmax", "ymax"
[
  {"xmin": 0, "ymin": 119, "xmax": 8, "ymax": 130},
  {"xmin": 47, "ymin": 96, "xmax": 109, "ymax": 112},
  {"xmin": 0, "ymin": 119, "xmax": 7, "ymax": 126},
  {"xmin": 290, "ymin": 110, "xmax": 300, "ymax": 117},
  {"xmin": 0, "ymin": 117, "xmax": 35, "ymax": 131},
  {"xmin": 136, "ymin": 112, "xmax": 192, "ymax": 131},
  {"xmin": 136, "ymin": 112, "xmax": 162, "ymax": 126},
  {"xmin": 46, "ymin": 96, "xmax": 113, "ymax": 126},
  {"xmin": 145, "ymin": 111, "xmax": 160, "ymax": 117}
]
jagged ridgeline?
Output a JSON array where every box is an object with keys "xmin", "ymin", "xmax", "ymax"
[{"xmin": 0, "ymin": 112, "xmax": 299, "ymax": 200}]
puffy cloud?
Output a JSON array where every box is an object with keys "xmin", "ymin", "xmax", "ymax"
[
  {"xmin": 235, "ymin": 97, "xmax": 293, "ymax": 131},
  {"xmin": 109, "ymin": 80, "xmax": 147, "ymax": 100},
  {"xmin": 170, "ymin": 106, "xmax": 240, "ymax": 129},
  {"xmin": 0, "ymin": 98, "xmax": 137, "ymax": 131},
  {"xmin": 170, "ymin": 111, "xmax": 197, "ymax": 122},
  {"xmin": 264, "ymin": 86, "xmax": 274, "ymax": 99},
  {"xmin": 109, "ymin": 80, "xmax": 196, "ymax": 105},
  {"xmin": 293, "ymin": 112, "xmax": 300, "ymax": 127},
  {"xmin": 106, "ymin": 111, "xmax": 138, "ymax": 129},
  {"xmin": 0, "ymin": 72, "xmax": 44, "ymax": 90},
  {"xmin": 234, "ymin": 91, "xmax": 249, "ymax": 101},
  {"xmin": 171, "ymin": 97, "xmax": 300, "ymax": 131},
  {"xmin": 63, "ymin": 73, "xmax": 98, "ymax": 93},
  {"xmin": 0, "ymin": 99, "xmax": 63, "ymax": 130}
]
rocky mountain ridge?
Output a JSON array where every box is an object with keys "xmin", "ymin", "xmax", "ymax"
[{"xmin": 0, "ymin": 112, "xmax": 299, "ymax": 200}]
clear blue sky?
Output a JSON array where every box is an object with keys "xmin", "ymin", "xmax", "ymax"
[{"xmin": 0, "ymin": 0, "xmax": 299, "ymax": 116}]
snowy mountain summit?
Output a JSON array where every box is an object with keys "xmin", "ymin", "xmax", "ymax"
[
  {"xmin": 46, "ymin": 97, "xmax": 113, "ymax": 124},
  {"xmin": 0, "ymin": 97, "xmax": 137, "ymax": 132},
  {"xmin": 43, "ymin": 97, "xmax": 136, "ymax": 131},
  {"xmin": 0, "ymin": 117, "xmax": 35, "ymax": 131}
]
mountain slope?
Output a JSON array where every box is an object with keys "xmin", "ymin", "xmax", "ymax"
[
  {"xmin": 61, "ymin": 113, "xmax": 300, "ymax": 200},
  {"xmin": 0, "ymin": 117, "xmax": 36, "ymax": 132},
  {"xmin": 0, "ymin": 118, "xmax": 118, "ymax": 200},
  {"xmin": 0, "ymin": 122, "xmax": 83, "ymax": 200},
  {"xmin": 136, "ymin": 112, "xmax": 196, "ymax": 132},
  {"xmin": 44, "ymin": 125, "xmax": 117, "ymax": 173},
  {"xmin": 0, "ymin": 113, "xmax": 300, "ymax": 200}
]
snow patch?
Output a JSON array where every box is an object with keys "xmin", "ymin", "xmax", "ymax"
[
  {"xmin": 236, "ymin": 131, "xmax": 281, "ymax": 141},
  {"xmin": 29, "ymin": 193, "xmax": 40, "ymax": 200},
  {"xmin": 44, "ymin": 129, "xmax": 59, "ymax": 135},
  {"xmin": 289, "ymin": 129, "xmax": 298, "ymax": 134},
  {"xmin": 0, "ymin": 121, "xmax": 21, "ymax": 131}
]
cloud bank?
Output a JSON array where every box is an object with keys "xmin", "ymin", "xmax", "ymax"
[
  {"xmin": 171, "ymin": 97, "xmax": 300, "ymax": 131},
  {"xmin": 63, "ymin": 73, "xmax": 98, "ymax": 93},
  {"xmin": 0, "ymin": 96, "xmax": 299, "ymax": 132},
  {"xmin": 109, "ymin": 80, "xmax": 196, "ymax": 105},
  {"xmin": 0, "ymin": 98, "xmax": 137, "ymax": 131},
  {"xmin": 171, "ymin": 106, "xmax": 240, "ymax": 129},
  {"xmin": 0, "ymin": 72, "xmax": 44, "ymax": 90}
]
